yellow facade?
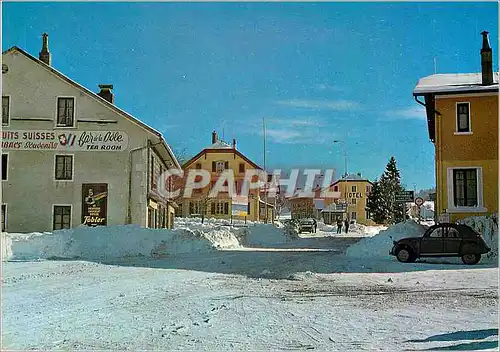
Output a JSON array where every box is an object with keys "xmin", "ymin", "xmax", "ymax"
[
  {"xmin": 328, "ymin": 178, "xmax": 376, "ymax": 225},
  {"xmin": 289, "ymin": 197, "xmax": 314, "ymax": 219},
  {"xmin": 179, "ymin": 134, "xmax": 272, "ymax": 222},
  {"xmin": 433, "ymin": 94, "xmax": 498, "ymax": 223}
]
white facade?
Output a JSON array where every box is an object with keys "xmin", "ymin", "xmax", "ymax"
[{"xmin": 1, "ymin": 45, "xmax": 180, "ymax": 232}]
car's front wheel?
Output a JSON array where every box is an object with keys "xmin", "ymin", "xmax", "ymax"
[
  {"xmin": 396, "ymin": 247, "xmax": 416, "ymax": 263},
  {"xmin": 461, "ymin": 253, "xmax": 481, "ymax": 265}
]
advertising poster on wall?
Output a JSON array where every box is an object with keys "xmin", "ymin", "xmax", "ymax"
[{"xmin": 82, "ymin": 183, "xmax": 108, "ymax": 226}]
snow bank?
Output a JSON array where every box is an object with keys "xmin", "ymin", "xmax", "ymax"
[
  {"xmin": 346, "ymin": 220, "xmax": 428, "ymax": 259},
  {"xmin": 2, "ymin": 224, "xmax": 241, "ymax": 262},
  {"xmin": 243, "ymin": 223, "xmax": 296, "ymax": 247},
  {"xmin": 457, "ymin": 214, "xmax": 498, "ymax": 260}
]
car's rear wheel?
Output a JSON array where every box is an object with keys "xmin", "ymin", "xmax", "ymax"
[
  {"xmin": 396, "ymin": 247, "xmax": 416, "ymax": 263},
  {"xmin": 461, "ymin": 253, "xmax": 481, "ymax": 265}
]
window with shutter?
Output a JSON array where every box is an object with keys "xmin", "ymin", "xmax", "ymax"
[
  {"xmin": 212, "ymin": 161, "xmax": 216, "ymax": 172},
  {"xmin": 239, "ymin": 163, "xmax": 245, "ymax": 173},
  {"xmin": 224, "ymin": 202, "xmax": 229, "ymax": 215}
]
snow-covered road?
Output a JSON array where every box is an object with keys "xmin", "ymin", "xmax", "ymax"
[{"xmin": 2, "ymin": 245, "xmax": 498, "ymax": 351}]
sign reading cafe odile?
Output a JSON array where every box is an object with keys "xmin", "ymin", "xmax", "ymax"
[{"xmin": 1, "ymin": 130, "xmax": 129, "ymax": 151}]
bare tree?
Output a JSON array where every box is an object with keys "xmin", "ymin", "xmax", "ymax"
[{"xmin": 173, "ymin": 147, "xmax": 189, "ymax": 166}]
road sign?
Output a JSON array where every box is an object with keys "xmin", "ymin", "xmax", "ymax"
[
  {"xmin": 395, "ymin": 190, "xmax": 414, "ymax": 203},
  {"xmin": 415, "ymin": 197, "xmax": 424, "ymax": 207}
]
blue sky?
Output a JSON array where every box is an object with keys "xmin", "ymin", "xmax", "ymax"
[{"xmin": 3, "ymin": 2, "xmax": 498, "ymax": 190}]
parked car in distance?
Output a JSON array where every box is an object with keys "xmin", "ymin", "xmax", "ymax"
[
  {"xmin": 298, "ymin": 219, "xmax": 315, "ymax": 233},
  {"xmin": 390, "ymin": 223, "xmax": 490, "ymax": 265}
]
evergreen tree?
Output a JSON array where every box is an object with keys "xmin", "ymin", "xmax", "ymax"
[
  {"xmin": 379, "ymin": 156, "xmax": 405, "ymax": 224},
  {"xmin": 365, "ymin": 180, "xmax": 386, "ymax": 224}
]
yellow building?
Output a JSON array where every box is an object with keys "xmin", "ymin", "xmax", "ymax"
[
  {"xmin": 179, "ymin": 131, "xmax": 273, "ymax": 222},
  {"xmin": 325, "ymin": 174, "xmax": 375, "ymax": 225},
  {"xmin": 413, "ymin": 31, "xmax": 498, "ymax": 223}
]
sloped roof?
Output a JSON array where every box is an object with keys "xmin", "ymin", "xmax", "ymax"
[
  {"xmin": 330, "ymin": 174, "xmax": 372, "ymax": 186},
  {"xmin": 182, "ymin": 147, "xmax": 262, "ymax": 170},
  {"xmin": 413, "ymin": 72, "xmax": 499, "ymax": 95},
  {"xmin": 2, "ymin": 46, "xmax": 180, "ymax": 169}
]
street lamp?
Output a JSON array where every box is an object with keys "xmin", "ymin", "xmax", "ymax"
[
  {"xmin": 333, "ymin": 140, "xmax": 347, "ymax": 178},
  {"xmin": 333, "ymin": 140, "xmax": 348, "ymax": 221}
]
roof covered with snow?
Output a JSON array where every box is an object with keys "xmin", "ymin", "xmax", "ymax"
[
  {"xmin": 413, "ymin": 72, "xmax": 499, "ymax": 95},
  {"xmin": 207, "ymin": 140, "xmax": 232, "ymax": 149},
  {"xmin": 330, "ymin": 174, "xmax": 372, "ymax": 186}
]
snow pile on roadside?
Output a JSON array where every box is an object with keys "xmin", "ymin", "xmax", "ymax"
[
  {"xmin": 346, "ymin": 220, "xmax": 427, "ymax": 259},
  {"xmin": 2, "ymin": 225, "xmax": 241, "ymax": 262},
  {"xmin": 243, "ymin": 223, "xmax": 296, "ymax": 247},
  {"xmin": 457, "ymin": 214, "xmax": 498, "ymax": 259}
]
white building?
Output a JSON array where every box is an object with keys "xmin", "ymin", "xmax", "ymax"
[{"xmin": 1, "ymin": 34, "xmax": 180, "ymax": 232}]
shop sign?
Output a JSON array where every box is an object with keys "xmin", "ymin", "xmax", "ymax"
[
  {"xmin": 1, "ymin": 130, "xmax": 128, "ymax": 151},
  {"xmin": 82, "ymin": 183, "xmax": 108, "ymax": 226}
]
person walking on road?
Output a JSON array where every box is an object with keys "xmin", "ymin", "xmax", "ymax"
[
  {"xmin": 344, "ymin": 218, "xmax": 350, "ymax": 234},
  {"xmin": 336, "ymin": 218, "xmax": 342, "ymax": 234}
]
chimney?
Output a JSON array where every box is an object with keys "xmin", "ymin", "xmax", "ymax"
[
  {"xmin": 211, "ymin": 131, "xmax": 218, "ymax": 144},
  {"xmin": 39, "ymin": 33, "xmax": 51, "ymax": 66},
  {"xmin": 481, "ymin": 31, "xmax": 493, "ymax": 86},
  {"xmin": 97, "ymin": 84, "xmax": 115, "ymax": 104},
  {"xmin": 357, "ymin": 172, "xmax": 362, "ymax": 177},
  {"xmin": 232, "ymin": 138, "xmax": 237, "ymax": 149}
]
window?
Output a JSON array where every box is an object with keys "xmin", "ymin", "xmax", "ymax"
[
  {"xmin": 2, "ymin": 96, "xmax": 9, "ymax": 126},
  {"xmin": 190, "ymin": 201, "xmax": 202, "ymax": 215},
  {"xmin": 334, "ymin": 186, "xmax": 339, "ymax": 192},
  {"xmin": 351, "ymin": 211, "xmax": 357, "ymax": 220},
  {"xmin": 239, "ymin": 163, "xmax": 245, "ymax": 173},
  {"xmin": 213, "ymin": 161, "xmax": 228, "ymax": 173},
  {"xmin": 453, "ymin": 169, "xmax": 477, "ymax": 207},
  {"xmin": 429, "ymin": 227, "xmax": 444, "ymax": 238},
  {"xmin": 1, "ymin": 204, "xmax": 6, "ymax": 231},
  {"xmin": 351, "ymin": 198, "xmax": 357, "ymax": 205},
  {"xmin": 213, "ymin": 202, "xmax": 229, "ymax": 215},
  {"xmin": 366, "ymin": 185, "xmax": 371, "ymax": 193},
  {"xmin": 53, "ymin": 205, "xmax": 71, "ymax": 230},
  {"xmin": 195, "ymin": 163, "xmax": 202, "ymax": 169},
  {"xmin": 55, "ymin": 155, "xmax": 73, "ymax": 180},
  {"xmin": 351, "ymin": 185, "xmax": 357, "ymax": 192},
  {"xmin": 447, "ymin": 228, "xmax": 460, "ymax": 238},
  {"xmin": 366, "ymin": 211, "xmax": 370, "ymax": 219},
  {"xmin": 1, "ymin": 154, "xmax": 7, "ymax": 180},
  {"xmin": 57, "ymin": 97, "xmax": 75, "ymax": 127},
  {"xmin": 456, "ymin": 102, "xmax": 470, "ymax": 133},
  {"xmin": 248, "ymin": 202, "xmax": 251, "ymax": 215}
]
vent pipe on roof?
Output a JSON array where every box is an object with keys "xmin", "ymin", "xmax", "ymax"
[
  {"xmin": 97, "ymin": 85, "xmax": 115, "ymax": 104},
  {"xmin": 481, "ymin": 31, "xmax": 493, "ymax": 86},
  {"xmin": 212, "ymin": 131, "xmax": 218, "ymax": 144},
  {"xmin": 39, "ymin": 33, "xmax": 51, "ymax": 66}
]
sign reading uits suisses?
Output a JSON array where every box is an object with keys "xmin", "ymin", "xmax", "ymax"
[{"xmin": 1, "ymin": 130, "xmax": 128, "ymax": 151}]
